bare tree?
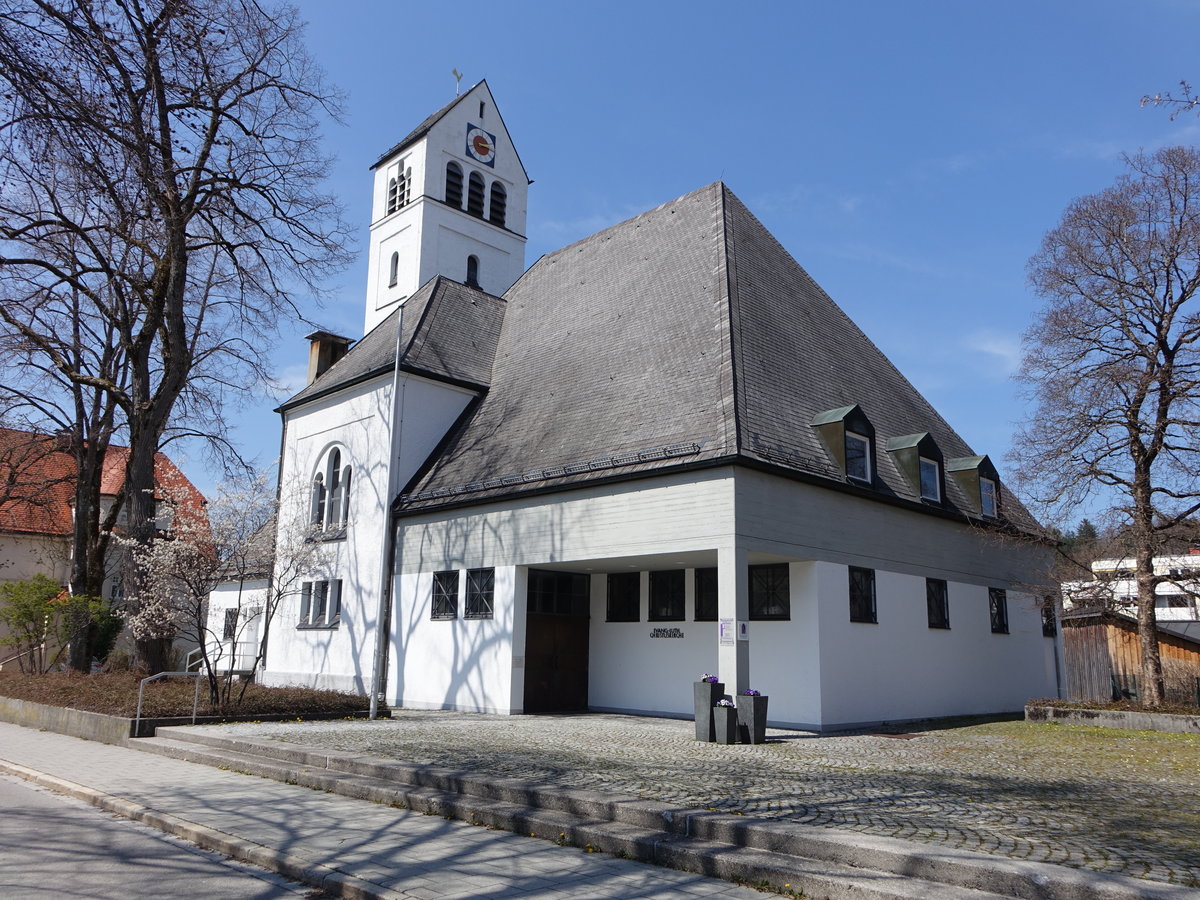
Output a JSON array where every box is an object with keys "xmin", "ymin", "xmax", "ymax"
[
  {"xmin": 1142, "ymin": 81, "xmax": 1200, "ymax": 119},
  {"xmin": 1014, "ymin": 146, "xmax": 1200, "ymax": 707},
  {"xmin": 0, "ymin": 0, "xmax": 351, "ymax": 668}
]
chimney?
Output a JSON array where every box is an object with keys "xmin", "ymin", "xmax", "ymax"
[{"xmin": 305, "ymin": 331, "xmax": 353, "ymax": 385}]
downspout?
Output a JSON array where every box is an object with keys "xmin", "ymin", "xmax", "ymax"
[{"xmin": 369, "ymin": 306, "xmax": 407, "ymax": 719}]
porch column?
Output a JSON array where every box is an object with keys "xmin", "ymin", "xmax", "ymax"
[{"xmin": 717, "ymin": 542, "xmax": 750, "ymax": 694}]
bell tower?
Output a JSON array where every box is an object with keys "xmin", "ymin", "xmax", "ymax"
[{"xmin": 363, "ymin": 80, "xmax": 529, "ymax": 334}]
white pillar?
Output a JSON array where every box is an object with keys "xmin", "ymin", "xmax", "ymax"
[
  {"xmin": 717, "ymin": 542, "xmax": 750, "ymax": 694},
  {"xmin": 509, "ymin": 565, "xmax": 528, "ymax": 713}
]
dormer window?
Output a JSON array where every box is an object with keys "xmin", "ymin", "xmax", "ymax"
[
  {"xmin": 811, "ymin": 404, "xmax": 876, "ymax": 486},
  {"xmin": 946, "ymin": 455, "xmax": 1001, "ymax": 519},
  {"xmin": 886, "ymin": 432, "xmax": 944, "ymax": 505},
  {"xmin": 980, "ymin": 477, "xmax": 998, "ymax": 518},
  {"xmin": 845, "ymin": 432, "xmax": 871, "ymax": 482},
  {"xmin": 919, "ymin": 458, "xmax": 941, "ymax": 502}
]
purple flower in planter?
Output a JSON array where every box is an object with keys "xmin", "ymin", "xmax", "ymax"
[
  {"xmin": 741, "ymin": 689, "xmax": 761, "ymax": 696},
  {"xmin": 701, "ymin": 674, "xmax": 719, "ymax": 683},
  {"xmin": 715, "ymin": 698, "xmax": 735, "ymax": 707}
]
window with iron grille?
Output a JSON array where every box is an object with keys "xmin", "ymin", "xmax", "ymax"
[
  {"xmin": 445, "ymin": 162, "xmax": 463, "ymax": 208},
  {"xmin": 989, "ymin": 588, "xmax": 1009, "ymax": 634},
  {"xmin": 1041, "ymin": 601, "xmax": 1057, "ymax": 637},
  {"xmin": 467, "ymin": 172, "xmax": 485, "ymax": 217},
  {"xmin": 648, "ymin": 570, "xmax": 684, "ymax": 621},
  {"xmin": 432, "ymin": 570, "xmax": 459, "ymax": 620},
  {"xmin": 694, "ymin": 567, "xmax": 717, "ymax": 621},
  {"xmin": 606, "ymin": 572, "xmax": 640, "ymax": 622},
  {"xmin": 927, "ymin": 578, "xmax": 950, "ymax": 629},
  {"xmin": 465, "ymin": 567, "xmax": 494, "ymax": 619},
  {"xmin": 223, "ymin": 608, "xmax": 238, "ymax": 640},
  {"xmin": 849, "ymin": 566, "xmax": 876, "ymax": 623},
  {"xmin": 749, "ymin": 564, "xmax": 789, "ymax": 620}
]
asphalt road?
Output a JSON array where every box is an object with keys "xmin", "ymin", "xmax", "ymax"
[{"xmin": 0, "ymin": 773, "xmax": 315, "ymax": 899}]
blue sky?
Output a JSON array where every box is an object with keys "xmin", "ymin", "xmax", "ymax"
[{"xmin": 186, "ymin": 0, "xmax": 1200, "ymax": 523}]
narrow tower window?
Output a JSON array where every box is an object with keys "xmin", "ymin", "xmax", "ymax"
[
  {"xmin": 388, "ymin": 251, "xmax": 399, "ymax": 287},
  {"xmin": 467, "ymin": 172, "xmax": 485, "ymax": 217},
  {"xmin": 445, "ymin": 162, "xmax": 463, "ymax": 208},
  {"xmin": 489, "ymin": 182, "xmax": 507, "ymax": 227},
  {"xmin": 466, "ymin": 255, "xmax": 480, "ymax": 288}
]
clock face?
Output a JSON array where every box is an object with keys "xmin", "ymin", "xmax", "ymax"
[{"xmin": 465, "ymin": 125, "xmax": 496, "ymax": 167}]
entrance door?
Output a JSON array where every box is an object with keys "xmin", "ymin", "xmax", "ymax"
[{"xmin": 523, "ymin": 570, "xmax": 590, "ymax": 713}]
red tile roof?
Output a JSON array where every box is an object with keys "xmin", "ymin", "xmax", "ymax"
[{"xmin": 0, "ymin": 428, "xmax": 205, "ymax": 537}]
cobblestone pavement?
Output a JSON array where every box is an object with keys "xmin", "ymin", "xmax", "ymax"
[{"xmin": 218, "ymin": 712, "xmax": 1200, "ymax": 888}]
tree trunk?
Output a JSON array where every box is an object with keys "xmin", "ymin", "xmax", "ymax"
[{"xmin": 1135, "ymin": 549, "xmax": 1165, "ymax": 707}]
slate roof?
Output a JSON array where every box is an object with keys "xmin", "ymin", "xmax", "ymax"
[
  {"xmin": 281, "ymin": 277, "xmax": 506, "ymax": 410},
  {"xmin": 392, "ymin": 182, "xmax": 1037, "ymax": 531},
  {"xmin": 370, "ymin": 85, "xmax": 475, "ymax": 171}
]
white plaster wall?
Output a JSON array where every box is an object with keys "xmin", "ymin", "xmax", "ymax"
[
  {"xmin": 261, "ymin": 371, "xmax": 475, "ymax": 694},
  {"xmin": 0, "ymin": 533, "xmax": 70, "ymax": 585},
  {"xmin": 390, "ymin": 565, "xmax": 517, "ymax": 713},
  {"xmin": 815, "ymin": 563, "xmax": 1053, "ymax": 728}
]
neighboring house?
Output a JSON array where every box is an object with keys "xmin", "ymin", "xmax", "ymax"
[
  {"xmin": 1063, "ymin": 554, "xmax": 1200, "ymax": 622},
  {"xmin": 204, "ymin": 516, "xmax": 275, "ymax": 676},
  {"xmin": 258, "ymin": 82, "xmax": 1059, "ymax": 731},
  {"xmin": 0, "ymin": 427, "xmax": 205, "ymax": 666}
]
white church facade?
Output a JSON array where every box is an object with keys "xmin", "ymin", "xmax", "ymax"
[{"xmin": 236, "ymin": 81, "xmax": 1060, "ymax": 732}]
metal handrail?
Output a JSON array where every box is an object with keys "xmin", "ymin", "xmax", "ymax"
[
  {"xmin": 0, "ymin": 644, "xmax": 45, "ymax": 671},
  {"xmin": 134, "ymin": 670, "xmax": 203, "ymax": 734}
]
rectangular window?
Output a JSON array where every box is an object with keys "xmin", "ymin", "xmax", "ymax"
[
  {"xmin": 1041, "ymin": 601, "xmax": 1057, "ymax": 637},
  {"xmin": 465, "ymin": 567, "xmax": 495, "ymax": 619},
  {"xmin": 606, "ymin": 572, "xmax": 640, "ymax": 622},
  {"xmin": 527, "ymin": 569, "xmax": 590, "ymax": 616},
  {"xmin": 919, "ymin": 457, "xmax": 941, "ymax": 501},
  {"xmin": 749, "ymin": 563, "xmax": 790, "ymax": 620},
  {"xmin": 298, "ymin": 580, "xmax": 340, "ymax": 627},
  {"xmin": 432, "ymin": 570, "xmax": 459, "ymax": 620},
  {"xmin": 989, "ymin": 588, "xmax": 1009, "ymax": 634},
  {"xmin": 980, "ymin": 477, "xmax": 998, "ymax": 517},
  {"xmin": 845, "ymin": 432, "xmax": 871, "ymax": 482},
  {"xmin": 927, "ymin": 578, "xmax": 950, "ymax": 629},
  {"xmin": 694, "ymin": 567, "xmax": 717, "ymax": 621},
  {"xmin": 649, "ymin": 570, "xmax": 685, "ymax": 621},
  {"xmin": 223, "ymin": 608, "xmax": 239, "ymax": 640},
  {"xmin": 848, "ymin": 566, "xmax": 876, "ymax": 623}
]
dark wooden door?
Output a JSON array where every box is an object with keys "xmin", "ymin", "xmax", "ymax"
[{"xmin": 524, "ymin": 613, "xmax": 590, "ymax": 712}]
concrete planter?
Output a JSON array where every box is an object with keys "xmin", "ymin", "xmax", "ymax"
[
  {"xmin": 694, "ymin": 680, "xmax": 724, "ymax": 741},
  {"xmin": 713, "ymin": 705, "xmax": 738, "ymax": 744},
  {"xmin": 1025, "ymin": 703, "xmax": 1200, "ymax": 734},
  {"xmin": 736, "ymin": 694, "xmax": 768, "ymax": 744}
]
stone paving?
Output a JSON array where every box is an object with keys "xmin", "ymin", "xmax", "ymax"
[{"xmin": 220, "ymin": 710, "xmax": 1200, "ymax": 889}]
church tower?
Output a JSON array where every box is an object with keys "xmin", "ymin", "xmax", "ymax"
[{"xmin": 363, "ymin": 81, "xmax": 529, "ymax": 334}]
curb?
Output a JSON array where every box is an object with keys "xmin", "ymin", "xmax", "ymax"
[{"xmin": 0, "ymin": 757, "xmax": 405, "ymax": 900}]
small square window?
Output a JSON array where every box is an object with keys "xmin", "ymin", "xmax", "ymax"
[
  {"xmin": 465, "ymin": 568, "xmax": 494, "ymax": 619},
  {"xmin": 927, "ymin": 578, "xmax": 950, "ymax": 629},
  {"xmin": 849, "ymin": 566, "xmax": 876, "ymax": 623},
  {"xmin": 749, "ymin": 564, "xmax": 790, "ymax": 620},
  {"xmin": 845, "ymin": 432, "xmax": 871, "ymax": 482},
  {"xmin": 649, "ymin": 570, "xmax": 685, "ymax": 621},
  {"xmin": 989, "ymin": 588, "xmax": 1009, "ymax": 634},
  {"xmin": 606, "ymin": 572, "xmax": 640, "ymax": 622},
  {"xmin": 694, "ymin": 567, "xmax": 717, "ymax": 621},
  {"xmin": 432, "ymin": 570, "xmax": 459, "ymax": 620},
  {"xmin": 980, "ymin": 477, "xmax": 998, "ymax": 518},
  {"xmin": 919, "ymin": 457, "xmax": 941, "ymax": 502}
]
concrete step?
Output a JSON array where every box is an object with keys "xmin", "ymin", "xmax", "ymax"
[{"xmin": 134, "ymin": 729, "xmax": 1191, "ymax": 900}]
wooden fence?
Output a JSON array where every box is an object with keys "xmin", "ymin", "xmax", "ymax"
[{"xmin": 1062, "ymin": 613, "xmax": 1200, "ymax": 704}]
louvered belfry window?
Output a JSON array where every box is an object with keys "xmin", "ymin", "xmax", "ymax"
[
  {"xmin": 467, "ymin": 172, "xmax": 485, "ymax": 217},
  {"xmin": 488, "ymin": 182, "xmax": 507, "ymax": 227},
  {"xmin": 445, "ymin": 162, "xmax": 463, "ymax": 208}
]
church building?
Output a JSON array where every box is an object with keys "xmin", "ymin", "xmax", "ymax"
[{"xmin": 247, "ymin": 81, "xmax": 1060, "ymax": 731}]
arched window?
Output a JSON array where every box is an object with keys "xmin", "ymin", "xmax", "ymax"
[
  {"xmin": 386, "ymin": 165, "xmax": 411, "ymax": 215},
  {"xmin": 388, "ymin": 251, "xmax": 399, "ymax": 287},
  {"xmin": 467, "ymin": 172, "xmax": 485, "ymax": 217},
  {"xmin": 386, "ymin": 178, "xmax": 398, "ymax": 215},
  {"xmin": 489, "ymin": 182, "xmax": 507, "ymax": 227},
  {"xmin": 466, "ymin": 255, "xmax": 480, "ymax": 288},
  {"xmin": 400, "ymin": 166, "xmax": 411, "ymax": 206},
  {"xmin": 312, "ymin": 447, "xmax": 352, "ymax": 532},
  {"xmin": 445, "ymin": 162, "xmax": 463, "ymax": 208}
]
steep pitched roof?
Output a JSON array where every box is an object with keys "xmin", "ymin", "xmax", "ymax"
[
  {"xmin": 371, "ymin": 87, "xmax": 473, "ymax": 170},
  {"xmin": 0, "ymin": 428, "xmax": 206, "ymax": 538},
  {"xmin": 396, "ymin": 182, "xmax": 1036, "ymax": 530},
  {"xmin": 281, "ymin": 277, "xmax": 507, "ymax": 410}
]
